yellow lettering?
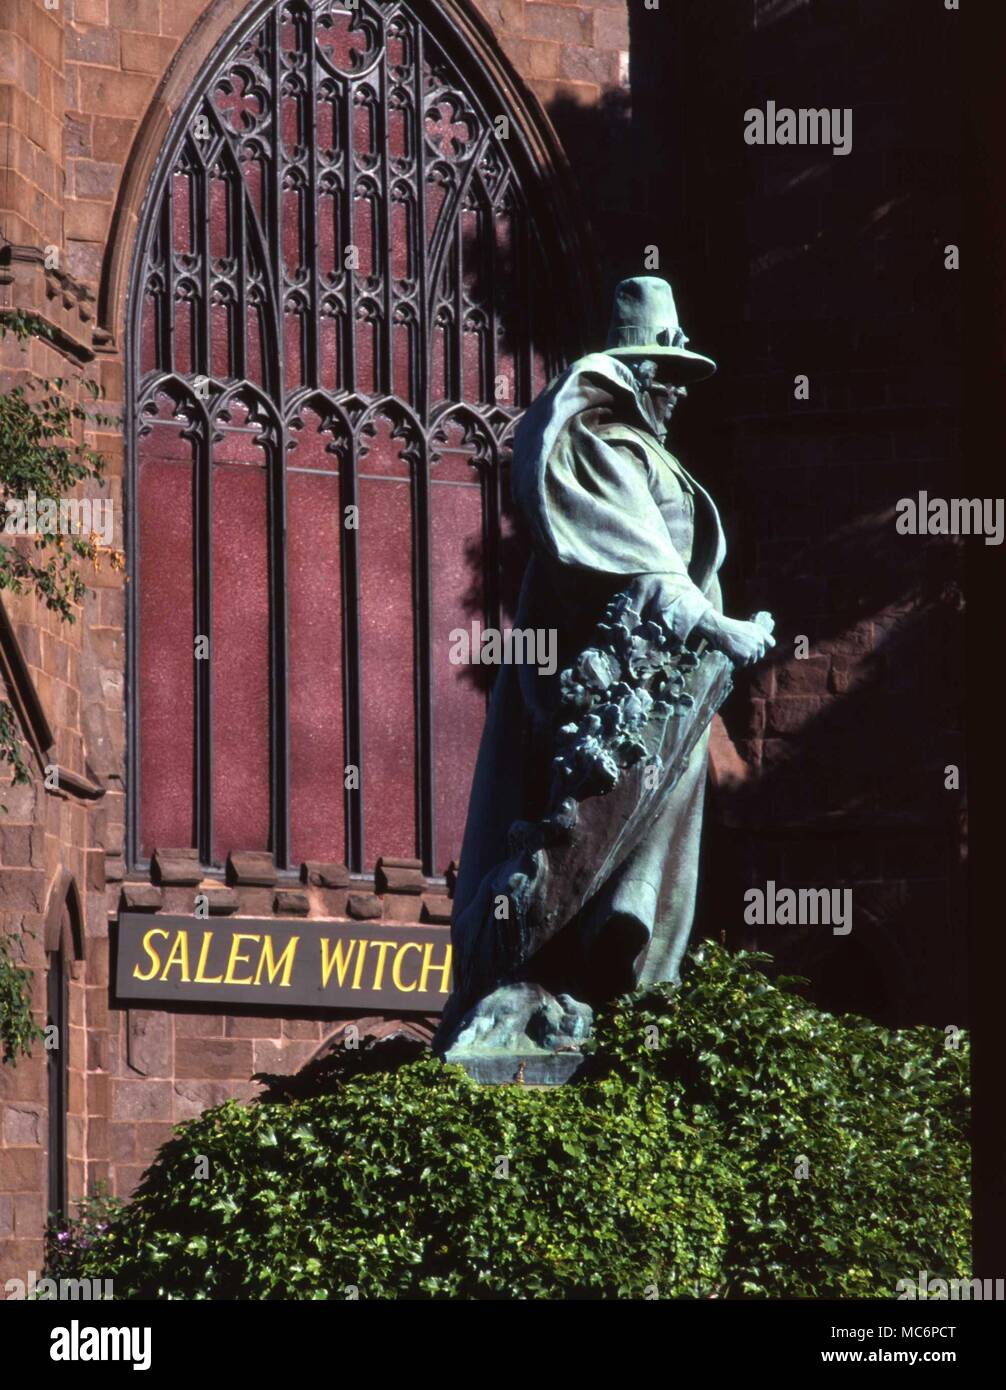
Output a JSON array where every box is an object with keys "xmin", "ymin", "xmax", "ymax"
[
  {"xmin": 223, "ymin": 933, "xmax": 260, "ymax": 985},
  {"xmin": 133, "ymin": 928, "xmax": 168, "ymax": 983},
  {"xmin": 194, "ymin": 930, "xmax": 223, "ymax": 984},
  {"xmin": 320, "ymin": 937, "xmax": 357, "ymax": 988},
  {"xmin": 369, "ymin": 941, "xmax": 397, "ymax": 991},
  {"xmin": 391, "ymin": 942, "xmax": 421, "ymax": 993},
  {"xmin": 160, "ymin": 929, "xmax": 191, "ymax": 983},
  {"xmin": 418, "ymin": 941, "xmax": 453, "ymax": 995},
  {"xmin": 351, "ymin": 937, "xmax": 369, "ymax": 990},
  {"xmin": 255, "ymin": 934, "xmax": 298, "ymax": 987}
]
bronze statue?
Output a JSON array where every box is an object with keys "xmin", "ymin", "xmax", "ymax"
[{"xmin": 435, "ymin": 277, "xmax": 774, "ymax": 1075}]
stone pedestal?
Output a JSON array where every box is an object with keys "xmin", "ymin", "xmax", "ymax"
[{"xmin": 442, "ymin": 1049, "xmax": 587, "ymax": 1086}]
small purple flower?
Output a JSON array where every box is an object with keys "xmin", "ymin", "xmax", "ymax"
[{"xmin": 56, "ymin": 1231, "xmax": 70, "ymax": 1245}]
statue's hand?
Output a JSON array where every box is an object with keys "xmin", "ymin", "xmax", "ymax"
[{"xmin": 698, "ymin": 611, "xmax": 775, "ymax": 668}]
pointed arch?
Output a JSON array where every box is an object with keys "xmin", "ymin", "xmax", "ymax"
[{"xmin": 122, "ymin": 0, "xmax": 591, "ymax": 877}]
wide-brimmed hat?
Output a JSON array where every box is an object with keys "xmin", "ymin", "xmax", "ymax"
[{"xmin": 604, "ymin": 276, "xmax": 717, "ymax": 383}]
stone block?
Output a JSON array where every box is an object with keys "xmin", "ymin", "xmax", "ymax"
[
  {"xmin": 151, "ymin": 848, "xmax": 201, "ymax": 886},
  {"xmin": 174, "ymin": 1038, "xmax": 254, "ymax": 1081},
  {"xmin": 301, "ymin": 861, "xmax": 349, "ymax": 888},
  {"xmin": 226, "ymin": 850, "xmax": 277, "ymax": 887},
  {"xmin": 126, "ymin": 1009, "xmax": 172, "ymax": 1077},
  {"xmin": 421, "ymin": 894, "xmax": 452, "ymax": 925},
  {"xmin": 273, "ymin": 889, "xmax": 309, "ymax": 916},
  {"xmin": 200, "ymin": 887, "xmax": 239, "ymax": 915},
  {"xmin": 375, "ymin": 856, "xmax": 425, "ymax": 895},
  {"xmin": 120, "ymin": 31, "xmax": 178, "ymax": 76},
  {"xmin": 77, "ymin": 66, "xmax": 155, "ymax": 121},
  {"xmin": 111, "ymin": 1079, "xmax": 172, "ymax": 1123},
  {"xmin": 347, "ymin": 892, "xmax": 382, "ymax": 920},
  {"xmin": 2, "ymin": 1104, "xmax": 44, "ymax": 1146}
]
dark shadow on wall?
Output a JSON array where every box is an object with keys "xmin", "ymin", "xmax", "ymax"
[{"xmin": 545, "ymin": 0, "xmax": 963, "ymax": 1024}]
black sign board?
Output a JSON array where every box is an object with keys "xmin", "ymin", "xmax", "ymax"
[{"xmin": 115, "ymin": 913, "xmax": 453, "ymax": 1013}]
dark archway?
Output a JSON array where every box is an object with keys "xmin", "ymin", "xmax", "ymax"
[{"xmin": 43, "ymin": 869, "xmax": 84, "ymax": 1221}]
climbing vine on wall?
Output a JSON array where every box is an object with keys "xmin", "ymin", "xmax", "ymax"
[
  {"xmin": 0, "ymin": 930, "xmax": 41, "ymax": 1064},
  {"xmin": 0, "ymin": 311, "xmax": 119, "ymax": 1062},
  {"xmin": 0, "ymin": 309, "xmax": 121, "ymax": 784}
]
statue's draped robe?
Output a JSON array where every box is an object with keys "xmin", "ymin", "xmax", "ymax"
[{"xmin": 451, "ymin": 353, "xmax": 726, "ymax": 1007}]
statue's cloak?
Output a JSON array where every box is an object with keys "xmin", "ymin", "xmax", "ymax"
[{"xmin": 448, "ymin": 353, "xmax": 726, "ymax": 1018}]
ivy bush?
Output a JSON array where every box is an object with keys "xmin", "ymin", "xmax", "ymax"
[{"xmin": 65, "ymin": 944, "xmax": 969, "ymax": 1299}]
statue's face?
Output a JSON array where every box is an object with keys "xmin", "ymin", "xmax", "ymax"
[
  {"xmin": 634, "ymin": 361, "xmax": 688, "ymax": 430},
  {"xmin": 655, "ymin": 383, "xmax": 688, "ymax": 424}
]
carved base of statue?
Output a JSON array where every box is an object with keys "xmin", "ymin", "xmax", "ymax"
[{"xmin": 441, "ymin": 982, "xmax": 593, "ymax": 1085}]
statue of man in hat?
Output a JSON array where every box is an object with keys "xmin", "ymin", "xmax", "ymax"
[{"xmin": 436, "ymin": 277, "xmax": 774, "ymax": 1064}]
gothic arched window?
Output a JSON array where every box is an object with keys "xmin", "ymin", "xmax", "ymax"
[{"xmin": 127, "ymin": 0, "xmax": 584, "ymax": 877}]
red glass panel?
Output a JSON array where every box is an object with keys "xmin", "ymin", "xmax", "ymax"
[
  {"xmin": 387, "ymin": 33, "xmax": 406, "ymax": 70},
  {"xmin": 463, "ymin": 324, "xmax": 483, "ymax": 405},
  {"xmin": 494, "ymin": 210, "xmax": 517, "ymax": 404},
  {"xmin": 281, "ymin": 92, "xmax": 301, "ymax": 153},
  {"xmin": 140, "ymin": 294, "xmax": 157, "ymax": 376},
  {"xmin": 425, "ymin": 100, "xmax": 471, "ymax": 159},
  {"xmin": 316, "ymin": 97, "xmax": 334, "ymax": 154},
  {"xmin": 211, "ymin": 301, "xmax": 231, "ymax": 379},
  {"xmin": 388, "ymin": 102, "xmax": 407, "ymax": 161},
  {"xmin": 241, "ymin": 155, "xmax": 263, "ymax": 223},
  {"xmin": 431, "ymin": 322, "xmax": 448, "ymax": 402},
  {"xmin": 172, "ymin": 171, "xmax": 191, "ymax": 254},
  {"xmin": 209, "ymin": 176, "xmax": 229, "ymax": 263},
  {"xmin": 353, "ymin": 96, "xmax": 374, "ymax": 157},
  {"xmin": 214, "ymin": 72, "xmax": 262, "ymax": 133},
  {"xmin": 319, "ymin": 312, "xmax": 340, "ymax": 392},
  {"xmin": 391, "ymin": 198, "xmax": 411, "ymax": 281},
  {"xmin": 355, "ymin": 312, "xmax": 377, "ymax": 396},
  {"xmin": 392, "ymin": 318, "xmax": 412, "ymax": 403},
  {"xmin": 290, "ymin": 404, "xmax": 338, "ymax": 469},
  {"xmin": 317, "ymin": 10, "xmax": 368, "ymax": 70},
  {"xmin": 139, "ymin": 426, "xmax": 195, "ymax": 856},
  {"xmin": 318, "ymin": 190, "xmax": 337, "ymax": 279},
  {"xmin": 288, "ymin": 444, "xmax": 344, "ymax": 862},
  {"xmin": 430, "ymin": 459, "xmax": 485, "ymax": 874},
  {"xmin": 282, "ymin": 183, "xmax": 302, "ymax": 273},
  {"xmin": 353, "ymin": 194, "xmax": 374, "ymax": 279},
  {"xmin": 211, "ymin": 439, "xmax": 270, "ymax": 860},
  {"xmin": 284, "ymin": 307, "xmax": 304, "ymax": 391},
  {"xmin": 246, "ymin": 302, "xmax": 265, "ymax": 386},
  {"xmin": 358, "ymin": 417, "xmax": 415, "ymax": 864},
  {"xmin": 174, "ymin": 299, "xmax": 193, "ymax": 376},
  {"xmin": 461, "ymin": 208, "xmax": 480, "ymax": 292},
  {"xmin": 425, "ymin": 180, "xmax": 446, "ymax": 247}
]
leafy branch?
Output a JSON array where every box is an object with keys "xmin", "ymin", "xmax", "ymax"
[{"xmin": 0, "ymin": 310, "xmax": 122, "ymax": 785}]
